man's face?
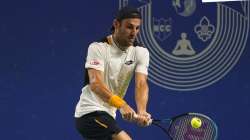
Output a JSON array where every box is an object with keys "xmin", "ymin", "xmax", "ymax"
[{"xmin": 115, "ymin": 18, "xmax": 141, "ymax": 47}]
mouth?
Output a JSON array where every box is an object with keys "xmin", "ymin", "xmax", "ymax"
[{"xmin": 128, "ymin": 37, "xmax": 135, "ymax": 42}]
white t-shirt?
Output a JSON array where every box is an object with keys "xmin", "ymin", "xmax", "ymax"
[{"xmin": 74, "ymin": 35, "xmax": 149, "ymax": 118}]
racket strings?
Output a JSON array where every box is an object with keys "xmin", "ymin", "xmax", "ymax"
[{"xmin": 169, "ymin": 115, "xmax": 217, "ymax": 140}]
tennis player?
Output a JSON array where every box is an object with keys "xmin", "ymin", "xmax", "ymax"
[{"xmin": 74, "ymin": 6, "xmax": 151, "ymax": 140}]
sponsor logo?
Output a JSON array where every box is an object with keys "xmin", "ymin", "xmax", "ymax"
[
  {"xmin": 125, "ymin": 60, "xmax": 134, "ymax": 65},
  {"xmin": 90, "ymin": 59, "xmax": 100, "ymax": 65}
]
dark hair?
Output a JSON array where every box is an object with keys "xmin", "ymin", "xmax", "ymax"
[
  {"xmin": 111, "ymin": 6, "xmax": 141, "ymax": 33},
  {"xmin": 115, "ymin": 6, "xmax": 141, "ymax": 21}
]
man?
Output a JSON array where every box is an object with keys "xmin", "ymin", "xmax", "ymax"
[{"xmin": 75, "ymin": 6, "xmax": 151, "ymax": 140}]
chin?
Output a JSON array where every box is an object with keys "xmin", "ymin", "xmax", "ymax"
[{"xmin": 128, "ymin": 42, "xmax": 133, "ymax": 46}]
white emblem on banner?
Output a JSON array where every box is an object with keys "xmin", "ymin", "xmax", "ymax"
[{"xmin": 119, "ymin": 0, "xmax": 250, "ymax": 91}]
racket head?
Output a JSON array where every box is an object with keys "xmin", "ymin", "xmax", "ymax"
[{"xmin": 167, "ymin": 112, "xmax": 218, "ymax": 140}]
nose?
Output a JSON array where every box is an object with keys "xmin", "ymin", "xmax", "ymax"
[{"xmin": 131, "ymin": 27, "xmax": 138, "ymax": 36}]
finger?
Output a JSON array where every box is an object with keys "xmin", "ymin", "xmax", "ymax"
[
  {"xmin": 123, "ymin": 113, "xmax": 134, "ymax": 121},
  {"xmin": 133, "ymin": 114, "xmax": 138, "ymax": 118},
  {"xmin": 143, "ymin": 112, "xmax": 151, "ymax": 119},
  {"xmin": 146, "ymin": 113, "xmax": 151, "ymax": 119},
  {"xmin": 138, "ymin": 116, "xmax": 151, "ymax": 127},
  {"xmin": 146, "ymin": 119, "xmax": 152, "ymax": 126},
  {"xmin": 129, "ymin": 112, "xmax": 135, "ymax": 121},
  {"xmin": 126, "ymin": 114, "xmax": 131, "ymax": 121},
  {"xmin": 122, "ymin": 113, "xmax": 129, "ymax": 121},
  {"xmin": 138, "ymin": 120, "xmax": 148, "ymax": 127}
]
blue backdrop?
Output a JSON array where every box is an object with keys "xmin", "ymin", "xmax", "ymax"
[{"xmin": 1, "ymin": 0, "xmax": 250, "ymax": 140}]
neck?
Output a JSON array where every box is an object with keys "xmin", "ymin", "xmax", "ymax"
[{"xmin": 112, "ymin": 35, "xmax": 129, "ymax": 51}]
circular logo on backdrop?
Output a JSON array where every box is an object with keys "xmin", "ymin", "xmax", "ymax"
[{"xmin": 119, "ymin": 0, "xmax": 250, "ymax": 91}]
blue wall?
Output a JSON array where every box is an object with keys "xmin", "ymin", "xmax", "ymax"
[{"xmin": 1, "ymin": 0, "xmax": 250, "ymax": 140}]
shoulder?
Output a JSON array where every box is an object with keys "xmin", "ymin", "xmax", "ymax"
[
  {"xmin": 88, "ymin": 40, "xmax": 109, "ymax": 52},
  {"xmin": 85, "ymin": 42, "xmax": 107, "ymax": 58},
  {"xmin": 133, "ymin": 41, "xmax": 148, "ymax": 53},
  {"xmin": 89, "ymin": 42, "xmax": 105, "ymax": 48},
  {"xmin": 135, "ymin": 46, "xmax": 149, "ymax": 55},
  {"xmin": 134, "ymin": 46, "xmax": 149, "ymax": 63},
  {"xmin": 90, "ymin": 35, "xmax": 112, "ymax": 46}
]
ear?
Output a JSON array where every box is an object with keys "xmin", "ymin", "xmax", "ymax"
[{"xmin": 113, "ymin": 19, "xmax": 120, "ymax": 29}]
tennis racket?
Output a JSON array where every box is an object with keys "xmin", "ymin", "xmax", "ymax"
[{"xmin": 136, "ymin": 112, "xmax": 218, "ymax": 140}]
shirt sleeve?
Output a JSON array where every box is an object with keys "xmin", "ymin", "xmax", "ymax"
[
  {"xmin": 85, "ymin": 43, "xmax": 105, "ymax": 72},
  {"xmin": 135, "ymin": 47, "xmax": 150, "ymax": 75}
]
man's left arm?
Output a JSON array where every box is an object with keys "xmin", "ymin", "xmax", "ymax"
[
  {"xmin": 135, "ymin": 72, "xmax": 149, "ymax": 116},
  {"xmin": 134, "ymin": 72, "xmax": 151, "ymax": 127},
  {"xmin": 134, "ymin": 47, "xmax": 151, "ymax": 126}
]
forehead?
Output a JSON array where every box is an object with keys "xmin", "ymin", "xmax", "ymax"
[{"xmin": 120, "ymin": 18, "xmax": 141, "ymax": 26}]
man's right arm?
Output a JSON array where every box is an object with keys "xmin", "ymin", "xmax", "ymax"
[
  {"xmin": 88, "ymin": 68, "xmax": 113, "ymax": 102},
  {"xmin": 88, "ymin": 68, "xmax": 136, "ymax": 121}
]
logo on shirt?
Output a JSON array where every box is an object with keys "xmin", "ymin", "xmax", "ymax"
[
  {"xmin": 125, "ymin": 60, "xmax": 134, "ymax": 65},
  {"xmin": 90, "ymin": 59, "xmax": 100, "ymax": 65}
]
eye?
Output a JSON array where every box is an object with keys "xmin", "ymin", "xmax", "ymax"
[{"xmin": 127, "ymin": 25, "xmax": 134, "ymax": 29}]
